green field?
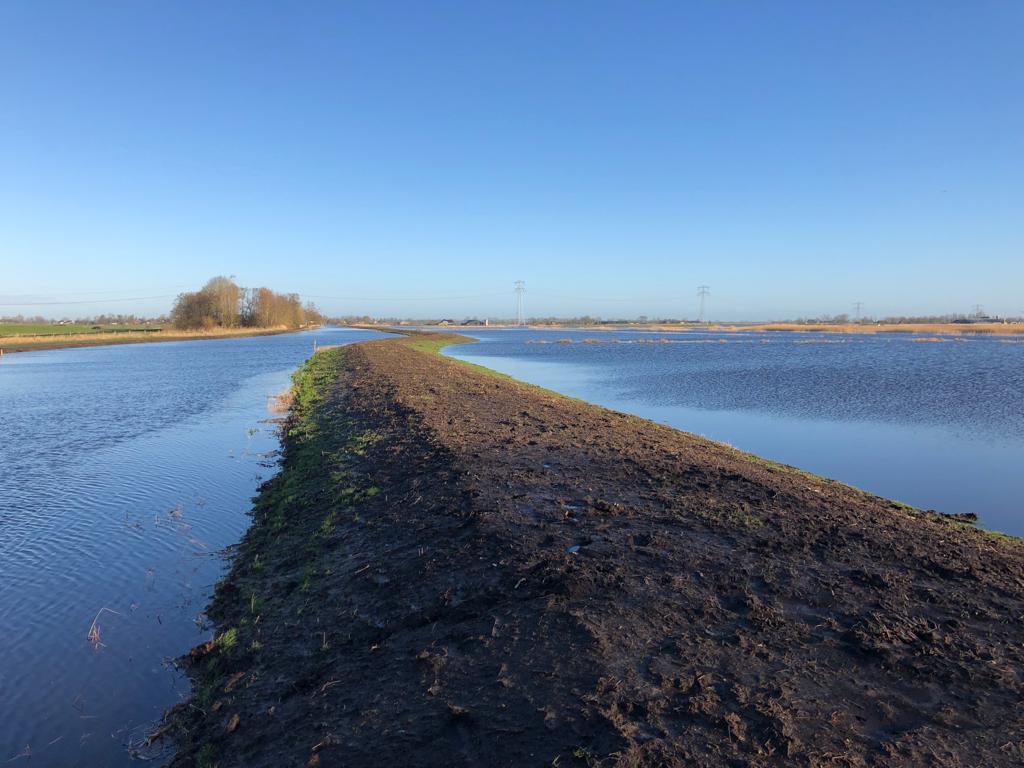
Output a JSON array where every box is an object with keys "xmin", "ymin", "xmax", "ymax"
[{"xmin": 0, "ymin": 323, "xmax": 162, "ymax": 337}]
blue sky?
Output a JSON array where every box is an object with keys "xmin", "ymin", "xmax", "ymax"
[{"xmin": 1, "ymin": 1, "xmax": 1021, "ymax": 320}]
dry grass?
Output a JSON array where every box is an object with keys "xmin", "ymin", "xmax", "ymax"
[
  {"xmin": 268, "ymin": 388, "xmax": 294, "ymax": 414},
  {"xmin": 0, "ymin": 325, "xmax": 293, "ymax": 352},
  {"xmin": 87, "ymin": 607, "xmax": 121, "ymax": 649}
]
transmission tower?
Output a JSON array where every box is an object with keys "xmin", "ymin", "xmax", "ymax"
[
  {"xmin": 514, "ymin": 281, "xmax": 526, "ymax": 326},
  {"xmin": 853, "ymin": 301, "xmax": 863, "ymax": 321},
  {"xmin": 697, "ymin": 285, "xmax": 710, "ymax": 324},
  {"xmin": 973, "ymin": 303, "xmax": 984, "ymax": 318}
]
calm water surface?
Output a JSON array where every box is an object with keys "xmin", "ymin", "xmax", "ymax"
[
  {"xmin": 0, "ymin": 328, "xmax": 384, "ymax": 766},
  {"xmin": 446, "ymin": 328, "xmax": 1024, "ymax": 535}
]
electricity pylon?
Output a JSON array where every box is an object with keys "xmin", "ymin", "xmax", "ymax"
[
  {"xmin": 514, "ymin": 281, "xmax": 526, "ymax": 326},
  {"xmin": 697, "ymin": 285, "xmax": 710, "ymax": 324}
]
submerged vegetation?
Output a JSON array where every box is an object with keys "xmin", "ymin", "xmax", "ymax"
[{"xmin": 711, "ymin": 321, "xmax": 1024, "ymax": 336}]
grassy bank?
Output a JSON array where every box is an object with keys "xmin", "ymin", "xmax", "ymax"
[
  {"xmin": 164, "ymin": 332, "xmax": 1024, "ymax": 767},
  {"xmin": 0, "ymin": 325, "xmax": 303, "ymax": 354}
]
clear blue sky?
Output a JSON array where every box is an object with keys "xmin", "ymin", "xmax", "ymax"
[{"xmin": 1, "ymin": 1, "xmax": 1021, "ymax": 320}]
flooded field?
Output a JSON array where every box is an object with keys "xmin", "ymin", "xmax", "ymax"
[
  {"xmin": 446, "ymin": 328, "xmax": 1024, "ymax": 535},
  {"xmin": 0, "ymin": 328, "xmax": 384, "ymax": 766},
  {"xmin": 2, "ymin": 324, "xmax": 1022, "ymax": 764}
]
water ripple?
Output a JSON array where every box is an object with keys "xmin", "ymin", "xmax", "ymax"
[{"xmin": 0, "ymin": 328, "xmax": 385, "ymax": 765}]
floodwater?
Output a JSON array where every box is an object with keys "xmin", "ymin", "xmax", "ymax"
[
  {"xmin": 446, "ymin": 328, "xmax": 1024, "ymax": 535},
  {"xmin": 0, "ymin": 328, "xmax": 385, "ymax": 766},
  {"xmin": 2, "ymin": 325, "xmax": 1022, "ymax": 764}
]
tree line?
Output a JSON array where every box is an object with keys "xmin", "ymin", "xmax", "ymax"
[
  {"xmin": 170, "ymin": 276, "xmax": 323, "ymax": 330},
  {"xmin": 1, "ymin": 313, "xmax": 164, "ymax": 325}
]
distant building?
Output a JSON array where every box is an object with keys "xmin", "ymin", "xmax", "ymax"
[
  {"xmin": 461, "ymin": 318, "xmax": 481, "ymax": 326},
  {"xmin": 953, "ymin": 316, "xmax": 998, "ymax": 324},
  {"xmin": 438, "ymin": 319, "xmax": 455, "ymax": 326}
]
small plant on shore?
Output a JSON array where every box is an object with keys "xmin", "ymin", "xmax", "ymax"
[
  {"xmin": 298, "ymin": 566, "xmax": 314, "ymax": 593},
  {"xmin": 196, "ymin": 680, "xmax": 219, "ymax": 710},
  {"xmin": 891, "ymin": 499, "xmax": 915, "ymax": 510},
  {"xmin": 730, "ymin": 508, "xmax": 763, "ymax": 529},
  {"xmin": 986, "ymin": 530, "xmax": 1023, "ymax": 548},
  {"xmin": 317, "ymin": 510, "xmax": 338, "ymax": 538},
  {"xmin": 346, "ymin": 429, "xmax": 381, "ymax": 456},
  {"xmin": 196, "ymin": 743, "xmax": 217, "ymax": 768},
  {"xmin": 269, "ymin": 509, "xmax": 287, "ymax": 532},
  {"xmin": 216, "ymin": 628, "xmax": 238, "ymax": 652}
]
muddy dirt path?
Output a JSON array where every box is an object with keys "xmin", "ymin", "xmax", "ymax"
[{"xmin": 165, "ymin": 333, "xmax": 1024, "ymax": 767}]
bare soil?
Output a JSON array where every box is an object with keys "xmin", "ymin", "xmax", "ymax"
[{"xmin": 165, "ymin": 333, "xmax": 1024, "ymax": 767}]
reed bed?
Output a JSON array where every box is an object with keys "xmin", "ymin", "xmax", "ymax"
[{"xmin": 0, "ymin": 325, "xmax": 292, "ymax": 351}]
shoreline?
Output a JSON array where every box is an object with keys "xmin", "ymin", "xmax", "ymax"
[
  {"xmin": 705, "ymin": 321, "xmax": 1024, "ymax": 336},
  {"xmin": 345, "ymin": 322, "xmax": 1024, "ymax": 337},
  {"xmin": 163, "ymin": 332, "xmax": 1024, "ymax": 766},
  {"xmin": 0, "ymin": 326, "xmax": 311, "ymax": 355}
]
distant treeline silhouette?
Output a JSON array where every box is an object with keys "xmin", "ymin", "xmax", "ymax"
[
  {"xmin": 0, "ymin": 313, "xmax": 162, "ymax": 325},
  {"xmin": 170, "ymin": 276, "xmax": 323, "ymax": 330}
]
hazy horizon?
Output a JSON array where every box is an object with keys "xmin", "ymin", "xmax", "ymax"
[
  {"xmin": 3, "ymin": 2, "xmax": 1021, "ymax": 320},
  {"xmin": 0, "ymin": 286, "xmax": 1017, "ymax": 326}
]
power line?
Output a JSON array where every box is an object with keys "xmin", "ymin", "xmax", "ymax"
[
  {"xmin": 0, "ymin": 285, "xmax": 193, "ymax": 298},
  {"xmin": 299, "ymin": 291, "xmax": 507, "ymax": 302},
  {"xmin": 0, "ymin": 288, "xmax": 509, "ymax": 308},
  {"xmin": 514, "ymin": 281, "xmax": 526, "ymax": 326},
  {"xmin": 529, "ymin": 292, "xmax": 679, "ymax": 304},
  {"xmin": 0, "ymin": 294, "xmax": 176, "ymax": 307},
  {"xmin": 697, "ymin": 285, "xmax": 710, "ymax": 323}
]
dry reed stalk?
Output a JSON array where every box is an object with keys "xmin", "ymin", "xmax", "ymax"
[
  {"xmin": 268, "ymin": 388, "xmax": 294, "ymax": 413},
  {"xmin": 87, "ymin": 607, "xmax": 121, "ymax": 649}
]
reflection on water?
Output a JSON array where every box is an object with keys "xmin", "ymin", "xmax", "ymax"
[
  {"xmin": 446, "ymin": 328, "xmax": 1024, "ymax": 535},
  {"xmin": 0, "ymin": 328, "xmax": 384, "ymax": 766}
]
